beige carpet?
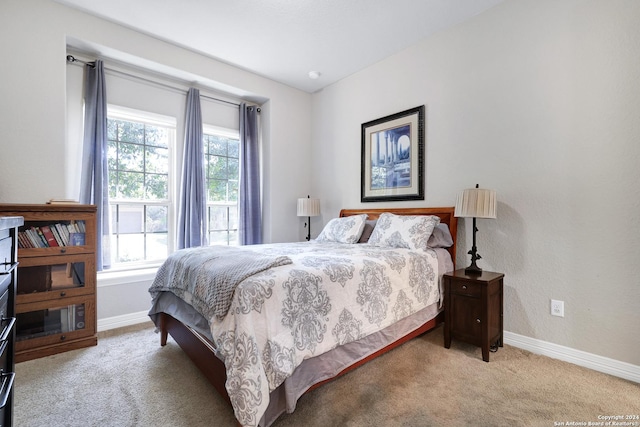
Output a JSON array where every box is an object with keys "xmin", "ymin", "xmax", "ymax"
[{"xmin": 14, "ymin": 322, "xmax": 639, "ymax": 427}]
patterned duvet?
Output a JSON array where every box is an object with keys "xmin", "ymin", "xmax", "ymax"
[{"xmin": 151, "ymin": 241, "xmax": 442, "ymax": 427}]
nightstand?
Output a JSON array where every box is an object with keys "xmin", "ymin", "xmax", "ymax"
[{"xmin": 443, "ymin": 269, "xmax": 504, "ymax": 362}]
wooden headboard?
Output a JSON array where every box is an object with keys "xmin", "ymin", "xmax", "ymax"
[{"xmin": 339, "ymin": 207, "xmax": 457, "ymax": 266}]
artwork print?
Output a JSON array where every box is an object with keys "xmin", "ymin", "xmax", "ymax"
[{"xmin": 361, "ymin": 106, "xmax": 425, "ymax": 202}]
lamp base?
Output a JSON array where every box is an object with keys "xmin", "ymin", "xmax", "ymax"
[
  {"xmin": 465, "ymin": 217, "xmax": 483, "ymax": 275},
  {"xmin": 464, "ymin": 263, "xmax": 483, "ymax": 275}
]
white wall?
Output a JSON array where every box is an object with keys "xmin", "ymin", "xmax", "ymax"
[
  {"xmin": 3, "ymin": 0, "xmax": 638, "ymax": 368},
  {"xmin": 0, "ymin": 0, "xmax": 312, "ymax": 242},
  {"xmin": 311, "ymin": 0, "xmax": 640, "ymax": 365},
  {"xmin": 0, "ymin": 0, "xmax": 312, "ymax": 321}
]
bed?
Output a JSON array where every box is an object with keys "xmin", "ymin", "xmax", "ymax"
[{"xmin": 148, "ymin": 207, "xmax": 457, "ymax": 427}]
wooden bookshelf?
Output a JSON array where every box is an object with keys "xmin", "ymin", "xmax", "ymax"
[{"xmin": 0, "ymin": 204, "xmax": 97, "ymax": 362}]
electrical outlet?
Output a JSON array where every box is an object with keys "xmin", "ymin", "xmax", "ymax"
[{"xmin": 551, "ymin": 299, "xmax": 564, "ymax": 317}]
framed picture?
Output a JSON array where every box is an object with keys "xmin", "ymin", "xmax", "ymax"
[{"xmin": 361, "ymin": 105, "xmax": 425, "ymax": 202}]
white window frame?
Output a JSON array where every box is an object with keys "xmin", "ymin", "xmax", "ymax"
[
  {"xmin": 203, "ymin": 124, "xmax": 241, "ymax": 246},
  {"xmin": 106, "ymin": 105, "xmax": 177, "ymax": 270}
]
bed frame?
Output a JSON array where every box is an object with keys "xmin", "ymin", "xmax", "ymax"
[{"xmin": 157, "ymin": 207, "xmax": 457, "ymax": 424}]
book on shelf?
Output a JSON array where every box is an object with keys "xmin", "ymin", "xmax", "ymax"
[
  {"xmin": 27, "ymin": 227, "xmax": 46, "ymax": 248},
  {"xmin": 70, "ymin": 221, "xmax": 86, "ymax": 233},
  {"xmin": 40, "ymin": 226, "xmax": 59, "ymax": 247},
  {"xmin": 17, "ymin": 232, "xmax": 33, "ymax": 248},
  {"xmin": 50, "ymin": 225, "xmax": 64, "ymax": 246},
  {"xmin": 54, "ymin": 223, "xmax": 70, "ymax": 245},
  {"xmin": 69, "ymin": 232, "xmax": 85, "ymax": 246},
  {"xmin": 34, "ymin": 227, "xmax": 47, "ymax": 247},
  {"xmin": 75, "ymin": 304, "xmax": 85, "ymax": 330},
  {"xmin": 17, "ymin": 221, "xmax": 86, "ymax": 248},
  {"xmin": 18, "ymin": 229, "xmax": 40, "ymax": 248},
  {"xmin": 60, "ymin": 307, "xmax": 70, "ymax": 333}
]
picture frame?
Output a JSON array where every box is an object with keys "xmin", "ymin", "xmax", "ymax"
[{"xmin": 361, "ymin": 105, "xmax": 425, "ymax": 202}]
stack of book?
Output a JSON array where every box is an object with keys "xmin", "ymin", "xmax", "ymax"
[
  {"xmin": 16, "ymin": 303, "xmax": 86, "ymax": 341},
  {"xmin": 17, "ymin": 221, "xmax": 86, "ymax": 248}
]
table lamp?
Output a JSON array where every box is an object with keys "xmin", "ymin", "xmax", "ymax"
[
  {"xmin": 297, "ymin": 195, "xmax": 320, "ymax": 241},
  {"xmin": 454, "ymin": 184, "xmax": 497, "ymax": 274}
]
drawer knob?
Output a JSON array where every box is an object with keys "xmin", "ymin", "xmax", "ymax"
[
  {"xmin": 462, "ymin": 285, "xmax": 467, "ymax": 290},
  {"xmin": 476, "ymin": 318, "xmax": 481, "ymax": 323},
  {"xmin": 60, "ymin": 335, "xmax": 66, "ymax": 341},
  {"xmin": 60, "ymin": 291, "xmax": 66, "ymax": 297}
]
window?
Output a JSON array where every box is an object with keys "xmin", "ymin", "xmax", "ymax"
[
  {"xmin": 107, "ymin": 107, "xmax": 175, "ymax": 267},
  {"xmin": 104, "ymin": 109, "xmax": 240, "ymax": 268},
  {"xmin": 204, "ymin": 126, "xmax": 240, "ymax": 246}
]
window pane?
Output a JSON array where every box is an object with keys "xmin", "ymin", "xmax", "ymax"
[
  {"xmin": 146, "ymin": 205, "xmax": 168, "ymax": 233},
  {"xmin": 118, "ymin": 142, "xmax": 144, "ymax": 172},
  {"xmin": 108, "ymin": 174, "xmax": 118, "ymax": 199},
  {"xmin": 107, "ymin": 111, "xmax": 174, "ymax": 268},
  {"xmin": 108, "ymin": 141, "xmax": 118, "ymax": 172},
  {"xmin": 145, "ymin": 146, "xmax": 169, "ymax": 173},
  {"xmin": 209, "ymin": 206, "xmax": 228, "ymax": 231},
  {"xmin": 145, "ymin": 173, "xmax": 168, "ymax": 200},
  {"xmin": 229, "ymin": 207, "xmax": 238, "ymax": 230},
  {"xmin": 116, "ymin": 204, "xmax": 144, "ymax": 233},
  {"xmin": 209, "ymin": 231, "xmax": 230, "ymax": 245},
  {"xmin": 228, "ymin": 230, "xmax": 239, "ymax": 246},
  {"xmin": 208, "ymin": 155, "xmax": 227, "ymax": 179},
  {"xmin": 118, "ymin": 121, "xmax": 144, "ymax": 144},
  {"xmin": 209, "ymin": 137, "xmax": 227, "ymax": 156},
  {"xmin": 107, "ymin": 120, "xmax": 118, "ymax": 141},
  {"xmin": 145, "ymin": 233, "xmax": 167, "ymax": 260},
  {"xmin": 208, "ymin": 180, "xmax": 227, "ymax": 202},
  {"xmin": 116, "ymin": 234, "xmax": 145, "ymax": 263},
  {"xmin": 117, "ymin": 171, "xmax": 145, "ymax": 199},
  {"xmin": 110, "ymin": 205, "xmax": 118, "ymax": 232},
  {"xmin": 228, "ymin": 158, "xmax": 239, "ymax": 179},
  {"xmin": 110, "ymin": 202, "xmax": 169, "ymax": 264},
  {"xmin": 228, "ymin": 180, "xmax": 238, "ymax": 203},
  {"xmin": 204, "ymin": 130, "xmax": 239, "ymax": 248},
  {"xmin": 145, "ymin": 125, "xmax": 169, "ymax": 148},
  {"xmin": 228, "ymin": 139, "xmax": 239, "ymax": 158}
]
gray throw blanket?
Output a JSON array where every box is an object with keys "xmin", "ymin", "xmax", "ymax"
[{"xmin": 149, "ymin": 246, "xmax": 292, "ymax": 320}]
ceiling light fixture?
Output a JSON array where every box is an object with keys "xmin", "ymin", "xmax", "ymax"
[{"xmin": 308, "ymin": 71, "xmax": 321, "ymax": 79}]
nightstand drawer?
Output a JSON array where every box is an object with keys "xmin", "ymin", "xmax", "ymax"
[{"xmin": 449, "ymin": 280, "xmax": 481, "ymax": 297}]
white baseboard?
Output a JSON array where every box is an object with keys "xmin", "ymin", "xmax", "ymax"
[
  {"xmin": 504, "ymin": 331, "xmax": 640, "ymax": 384},
  {"xmin": 97, "ymin": 310, "xmax": 151, "ymax": 332}
]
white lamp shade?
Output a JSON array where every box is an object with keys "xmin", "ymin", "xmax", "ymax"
[
  {"xmin": 454, "ymin": 188, "xmax": 497, "ymax": 219},
  {"xmin": 297, "ymin": 198, "xmax": 321, "ymax": 217}
]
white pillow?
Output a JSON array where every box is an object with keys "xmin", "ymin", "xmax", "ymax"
[
  {"xmin": 316, "ymin": 214, "xmax": 368, "ymax": 244},
  {"xmin": 427, "ymin": 223, "xmax": 454, "ymax": 248},
  {"xmin": 367, "ymin": 213, "xmax": 440, "ymax": 250}
]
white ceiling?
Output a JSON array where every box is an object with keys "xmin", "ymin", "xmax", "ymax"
[{"xmin": 55, "ymin": 0, "xmax": 504, "ymax": 93}]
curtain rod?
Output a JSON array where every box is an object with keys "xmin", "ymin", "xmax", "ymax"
[
  {"xmin": 67, "ymin": 54, "xmax": 95, "ymax": 67},
  {"xmin": 65, "ymin": 54, "xmax": 256, "ymax": 110}
]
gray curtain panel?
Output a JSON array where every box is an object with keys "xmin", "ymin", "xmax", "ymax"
[
  {"xmin": 79, "ymin": 59, "xmax": 111, "ymax": 270},
  {"xmin": 177, "ymin": 87, "xmax": 207, "ymax": 249},
  {"xmin": 239, "ymin": 103, "xmax": 262, "ymax": 245}
]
